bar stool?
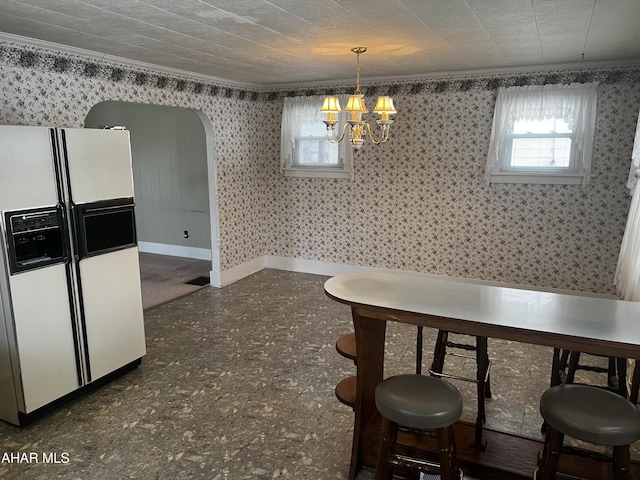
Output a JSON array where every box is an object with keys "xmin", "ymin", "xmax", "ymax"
[
  {"xmin": 549, "ymin": 348, "xmax": 627, "ymax": 393},
  {"xmin": 542, "ymin": 348, "xmax": 629, "ymax": 433},
  {"xmin": 375, "ymin": 374, "xmax": 464, "ymax": 480},
  {"xmin": 565, "ymin": 351, "xmax": 627, "ymax": 395},
  {"xmin": 428, "ymin": 330, "xmax": 491, "ymax": 448},
  {"xmin": 535, "ymin": 383, "xmax": 640, "ymax": 480}
]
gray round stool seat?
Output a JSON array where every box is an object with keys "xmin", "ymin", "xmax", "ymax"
[
  {"xmin": 375, "ymin": 374, "xmax": 463, "ymax": 480},
  {"xmin": 540, "ymin": 384, "xmax": 640, "ymax": 446},
  {"xmin": 536, "ymin": 383, "xmax": 640, "ymax": 480},
  {"xmin": 375, "ymin": 374, "xmax": 463, "ymax": 429}
]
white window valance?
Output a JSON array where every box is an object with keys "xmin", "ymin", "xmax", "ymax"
[{"xmin": 485, "ymin": 83, "xmax": 598, "ymax": 186}]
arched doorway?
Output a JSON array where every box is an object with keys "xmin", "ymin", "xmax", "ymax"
[{"xmin": 85, "ymin": 102, "xmax": 220, "ymax": 306}]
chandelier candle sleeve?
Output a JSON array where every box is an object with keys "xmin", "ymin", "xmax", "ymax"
[
  {"xmin": 345, "ymin": 94, "xmax": 368, "ymax": 121},
  {"xmin": 320, "ymin": 96, "xmax": 342, "ymax": 124},
  {"xmin": 321, "ymin": 47, "xmax": 396, "ymax": 150},
  {"xmin": 373, "ymin": 96, "xmax": 397, "ymax": 123}
]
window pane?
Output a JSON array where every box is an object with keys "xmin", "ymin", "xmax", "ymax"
[
  {"xmin": 511, "ymin": 137, "xmax": 572, "ymax": 168},
  {"xmin": 294, "ymin": 122, "xmax": 339, "ymax": 166},
  {"xmin": 299, "ymin": 123, "xmax": 326, "ymax": 137},
  {"xmin": 513, "ymin": 118, "xmax": 572, "ymax": 134},
  {"xmin": 295, "ymin": 138, "xmax": 339, "ymax": 165}
]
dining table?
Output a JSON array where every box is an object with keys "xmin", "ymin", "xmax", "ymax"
[{"xmin": 324, "ymin": 271, "xmax": 640, "ymax": 480}]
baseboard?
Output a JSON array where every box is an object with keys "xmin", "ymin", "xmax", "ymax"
[
  {"xmin": 137, "ymin": 246, "xmax": 614, "ymax": 298},
  {"xmin": 264, "ymin": 256, "xmax": 389, "ymax": 277},
  {"xmin": 210, "ymin": 256, "xmax": 266, "ymax": 287},
  {"xmin": 138, "ymin": 242, "xmax": 211, "ymax": 261},
  {"xmin": 216, "ymin": 255, "xmax": 616, "ymax": 299}
]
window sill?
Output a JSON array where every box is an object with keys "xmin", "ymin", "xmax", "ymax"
[
  {"xmin": 488, "ymin": 172, "xmax": 591, "ymax": 185},
  {"xmin": 283, "ymin": 167, "xmax": 352, "ymax": 179}
]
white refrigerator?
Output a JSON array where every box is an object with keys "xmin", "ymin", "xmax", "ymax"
[{"xmin": 0, "ymin": 125, "xmax": 146, "ymax": 426}]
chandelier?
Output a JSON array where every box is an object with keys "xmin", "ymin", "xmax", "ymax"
[{"xmin": 320, "ymin": 47, "xmax": 396, "ymax": 151}]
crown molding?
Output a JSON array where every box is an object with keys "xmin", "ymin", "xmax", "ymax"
[
  {"xmin": 266, "ymin": 58, "xmax": 640, "ymax": 90},
  {"xmin": 2, "ymin": 32, "xmax": 639, "ymax": 92},
  {"xmin": 0, "ymin": 32, "xmax": 262, "ymax": 89}
]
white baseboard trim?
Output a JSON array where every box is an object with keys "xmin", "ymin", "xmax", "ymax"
[
  {"xmin": 138, "ymin": 241, "xmax": 212, "ymax": 261},
  {"xmin": 210, "ymin": 256, "xmax": 266, "ymax": 288},
  {"xmin": 264, "ymin": 256, "xmax": 399, "ymax": 277},
  {"xmin": 215, "ymin": 255, "xmax": 616, "ymax": 299}
]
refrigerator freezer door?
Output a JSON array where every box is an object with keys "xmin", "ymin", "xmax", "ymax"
[
  {"xmin": 8, "ymin": 264, "xmax": 80, "ymax": 413},
  {"xmin": 61, "ymin": 128, "xmax": 135, "ymax": 204},
  {"xmin": 0, "ymin": 126, "xmax": 58, "ymax": 210},
  {"xmin": 79, "ymin": 247, "xmax": 146, "ymax": 382},
  {"xmin": 0, "ymin": 284, "xmax": 20, "ymax": 425}
]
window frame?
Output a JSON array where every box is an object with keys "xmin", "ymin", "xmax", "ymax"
[{"xmin": 502, "ymin": 131, "xmax": 577, "ymax": 173}]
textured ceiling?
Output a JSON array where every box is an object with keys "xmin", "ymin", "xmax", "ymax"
[{"xmin": 1, "ymin": 0, "xmax": 639, "ymax": 86}]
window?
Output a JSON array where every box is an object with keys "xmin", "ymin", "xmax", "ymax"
[
  {"xmin": 486, "ymin": 83, "xmax": 598, "ymax": 186},
  {"xmin": 507, "ymin": 118, "xmax": 573, "ymax": 171},
  {"xmin": 293, "ymin": 123, "xmax": 340, "ymax": 167},
  {"xmin": 280, "ymin": 95, "xmax": 353, "ymax": 178}
]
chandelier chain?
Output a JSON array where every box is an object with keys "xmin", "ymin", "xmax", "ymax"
[
  {"xmin": 355, "ymin": 52, "xmax": 361, "ymax": 94},
  {"xmin": 351, "ymin": 47, "xmax": 366, "ymax": 94}
]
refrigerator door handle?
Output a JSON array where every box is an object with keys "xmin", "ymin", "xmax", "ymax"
[
  {"xmin": 72, "ymin": 264, "xmax": 93, "ymax": 384},
  {"xmin": 63, "ymin": 261, "xmax": 86, "ymax": 386},
  {"xmin": 82, "ymin": 203, "xmax": 135, "ymax": 214},
  {"xmin": 57, "ymin": 203, "xmax": 73, "ymax": 264},
  {"xmin": 60, "ymin": 200, "xmax": 91, "ymax": 384},
  {"xmin": 68, "ymin": 201, "xmax": 81, "ymax": 262}
]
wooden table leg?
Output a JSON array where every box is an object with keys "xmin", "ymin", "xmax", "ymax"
[
  {"xmin": 349, "ymin": 306, "xmax": 387, "ymax": 480},
  {"xmin": 472, "ymin": 336, "xmax": 488, "ymax": 450}
]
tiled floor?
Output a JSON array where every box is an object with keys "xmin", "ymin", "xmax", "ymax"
[{"xmin": 0, "ymin": 268, "xmax": 637, "ymax": 479}]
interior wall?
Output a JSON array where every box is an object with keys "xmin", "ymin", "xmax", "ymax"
[
  {"xmin": 265, "ymin": 72, "xmax": 640, "ymax": 295},
  {"xmin": 1, "ymin": 38, "xmax": 640, "ymax": 294},
  {"xmin": 84, "ymin": 102, "xmax": 211, "ymax": 255},
  {"xmin": 0, "ymin": 38, "xmax": 267, "ymax": 279}
]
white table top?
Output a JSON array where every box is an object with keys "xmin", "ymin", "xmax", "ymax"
[{"xmin": 324, "ymin": 272, "xmax": 640, "ymax": 358}]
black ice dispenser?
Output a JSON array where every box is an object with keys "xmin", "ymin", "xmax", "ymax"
[{"xmin": 4, "ymin": 206, "xmax": 67, "ymax": 274}]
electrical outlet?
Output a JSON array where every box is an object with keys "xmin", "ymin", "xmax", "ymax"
[{"xmin": 183, "ymin": 230, "xmax": 189, "ymax": 238}]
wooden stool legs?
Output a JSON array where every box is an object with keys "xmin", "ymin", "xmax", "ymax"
[
  {"xmin": 613, "ymin": 445, "xmax": 632, "ymax": 480},
  {"xmin": 537, "ymin": 426, "xmax": 633, "ymax": 480},
  {"xmin": 566, "ymin": 351, "xmax": 627, "ymax": 397},
  {"xmin": 375, "ymin": 416, "xmax": 461, "ymax": 480},
  {"xmin": 537, "ymin": 383, "xmax": 640, "ymax": 480},
  {"xmin": 437, "ymin": 424, "xmax": 461, "ymax": 480},
  {"xmin": 375, "ymin": 416, "xmax": 397, "ymax": 480},
  {"xmin": 536, "ymin": 426, "xmax": 563, "ymax": 480},
  {"xmin": 430, "ymin": 330, "xmax": 491, "ymax": 448}
]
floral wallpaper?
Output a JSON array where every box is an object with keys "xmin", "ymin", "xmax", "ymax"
[
  {"xmin": 266, "ymin": 71, "xmax": 640, "ymax": 296},
  {"xmin": 0, "ymin": 39, "xmax": 268, "ymax": 272},
  {"xmin": 1, "ymin": 39, "xmax": 640, "ymax": 295}
]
